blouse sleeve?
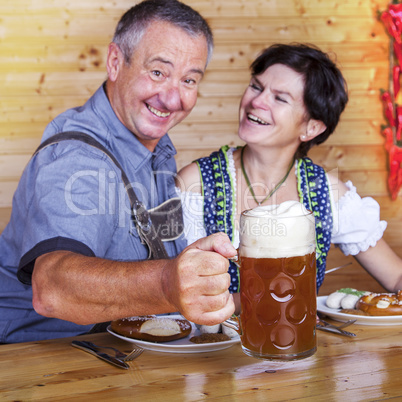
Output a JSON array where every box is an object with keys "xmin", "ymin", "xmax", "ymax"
[
  {"xmin": 176, "ymin": 187, "xmax": 207, "ymax": 246},
  {"xmin": 331, "ymin": 181, "xmax": 387, "ymax": 255}
]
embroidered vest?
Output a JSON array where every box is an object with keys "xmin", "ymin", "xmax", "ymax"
[{"xmin": 196, "ymin": 146, "xmax": 333, "ymax": 292}]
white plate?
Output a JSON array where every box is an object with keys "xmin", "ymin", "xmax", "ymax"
[
  {"xmin": 107, "ymin": 315, "xmax": 240, "ymax": 353},
  {"xmin": 317, "ymin": 296, "xmax": 402, "ymax": 326}
]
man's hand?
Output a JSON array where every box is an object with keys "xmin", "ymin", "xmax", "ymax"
[{"xmin": 161, "ymin": 232, "xmax": 237, "ymax": 325}]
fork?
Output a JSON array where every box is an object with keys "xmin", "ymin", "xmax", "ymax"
[
  {"xmin": 335, "ymin": 319, "xmax": 357, "ymax": 329},
  {"xmin": 75, "ymin": 340, "xmax": 144, "ymax": 361},
  {"xmin": 319, "ymin": 318, "xmax": 356, "ymax": 330},
  {"xmin": 317, "ymin": 318, "xmax": 356, "ymax": 337},
  {"xmin": 122, "ymin": 347, "xmax": 144, "ymax": 361},
  {"xmin": 317, "ymin": 311, "xmax": 356, "ymax": 327}
]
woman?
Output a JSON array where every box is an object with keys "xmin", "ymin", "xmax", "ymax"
[{"xmin": 176, "ymin": 43, "xmax": 402, "ymax": 295}]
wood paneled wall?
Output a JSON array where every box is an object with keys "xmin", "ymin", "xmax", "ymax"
[{"xmin": 1, "ymin": 0, "xmax": 401, "ymax": 259}]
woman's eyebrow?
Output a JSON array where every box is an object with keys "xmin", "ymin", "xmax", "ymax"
[
  {"xmin": 252, "ymin": 76, "xmax": 292, "ymax": 95},
  {"xmin": 273, "ymin": 88, "xmax": 294, "ymax": 99}
]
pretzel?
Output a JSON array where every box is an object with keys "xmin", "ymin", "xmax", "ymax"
[
  {"xmin": 355, "ymin": 290, "xmax": 402, "ymax": 316},
  {"xmin": 111, "ymin": 315, "xmax": 192, "ymax": 342}
]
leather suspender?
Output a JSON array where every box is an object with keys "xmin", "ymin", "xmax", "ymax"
[{"xmin": 33, "ymin": 131, "xmax": 170, "ymax": 259}]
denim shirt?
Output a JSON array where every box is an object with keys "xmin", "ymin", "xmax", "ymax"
[{"xmin": 0, "ymin": 84, "xmax": 187, "ymax": 343}]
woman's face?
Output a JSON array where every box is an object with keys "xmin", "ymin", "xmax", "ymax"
[{"xmin": 238, "ymin": 63, "xmax": 309, "ymax": 151}]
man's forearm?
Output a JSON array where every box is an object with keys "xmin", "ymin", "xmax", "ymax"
[
  {"xmin": 32, "ymin": 250, "xmax": 174, "ymax": 325},
  {"xmin": 31, "ymin": 233, "xmax": 237, "ymax": 327}
]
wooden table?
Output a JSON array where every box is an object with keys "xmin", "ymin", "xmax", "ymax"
[{"xmin": 1, "ymin": 322, "xmax": 402, "ymax": 401}]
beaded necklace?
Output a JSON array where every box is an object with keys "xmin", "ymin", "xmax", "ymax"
[{"xmin": 240, "ymin": 146, "xmax": 294, "ymax": 206}]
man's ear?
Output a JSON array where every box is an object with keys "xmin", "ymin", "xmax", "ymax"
[
  {"xmin": 301, "ymin": 119, "xmax": 327, "ymax": 141},
  {"xmin": 106, "ymin": 42, "xmax": 124, "ymax": 82}
]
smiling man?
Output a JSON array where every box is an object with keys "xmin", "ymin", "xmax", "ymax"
[
  {"xmin": 106, "ymin": 19, "xmax": 209, "ymax": 150},
  {"xmin": 0, "ymin": 0, "xmax": 236, "ymax": 344}
]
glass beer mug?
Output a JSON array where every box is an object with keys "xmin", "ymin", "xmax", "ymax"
[{"xmin": 226, "ymin": 200, "xmax": 317, "ymax": 361}]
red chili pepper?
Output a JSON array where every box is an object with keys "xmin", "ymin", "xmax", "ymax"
[
  {"xmin": 381, "ymin": 91, "xmax": 396, "ymax": 127},
  {"xmin": 394, "ymin": 65, "xmax": 401, "ymax": 98},
  {"xmin": 396, "ymin": 105, "xmax": 402, "ymax": 141},
  {"xmin": 393, "ymin": 41, "xmax": 402, "ymax": 68},
  {"xmin": 381, "ymin": 11, "xmax": 402, "ymax": 43},
  {"xmin": 387, "ymin": 145, "xmax": 402, "ymax": 200},
  {"xmin": 389, "ymin": 3, "xmax": 402, "ymax": 42},
  {"xmin": 382, "ymin": 130, "xmax": 402, "ymax": 199},
  {"xmin": 382, "ymin": 127, "xmax": 394, "ymax": 152}
]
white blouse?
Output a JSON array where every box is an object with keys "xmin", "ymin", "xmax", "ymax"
[{"xmin": 177, "ymin": 149, "xmax": 387, "ymax": 256}]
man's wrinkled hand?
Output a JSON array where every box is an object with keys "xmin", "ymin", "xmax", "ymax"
[{"xmin": 162, "ymin": 233, "xmax": 236, "ymax": 325}]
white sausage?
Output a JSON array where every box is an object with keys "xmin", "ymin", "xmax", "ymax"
[
  {"xmin": 326, "ymin": 292, "xmax": 346, "ymax": 309},
  {"xmin": 340, "ymin": 294, "xmax": 359, "ymax": 309}
]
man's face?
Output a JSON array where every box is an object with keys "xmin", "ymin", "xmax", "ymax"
[{"xmin": 106, "ymin": 20, "xmax": 209, "ymax": 151}]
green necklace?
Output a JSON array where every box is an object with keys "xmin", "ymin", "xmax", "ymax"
[{"xmin": 240, "ymin": 146, "xmax": 294, "ymax": 206}]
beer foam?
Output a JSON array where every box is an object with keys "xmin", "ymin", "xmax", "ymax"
[{"xmin": 240, "ymin": 201, "xmax": 315, "ymax": 258}]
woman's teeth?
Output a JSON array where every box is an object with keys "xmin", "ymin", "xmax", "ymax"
[
  {"xmin": 148, "ymin": 105, "xmax": 171, "ymax": 118},
  {"xmin": 248, "ymin": 113, "xmax": 268, "ymax": 125}
]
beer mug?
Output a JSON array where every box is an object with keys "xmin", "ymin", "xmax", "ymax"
[{"xmin": 226, "ymin": 200, "xmax": 317, "ymax": 361}]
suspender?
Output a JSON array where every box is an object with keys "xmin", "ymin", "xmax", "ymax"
[{"xmin": 33, "ymin": 131, "xmax": 170, "ymax": 259}]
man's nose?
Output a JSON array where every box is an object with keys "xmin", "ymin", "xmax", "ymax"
[{"xmin": 161, "ymin": 82, "xmax": 182, "ymax": 110}]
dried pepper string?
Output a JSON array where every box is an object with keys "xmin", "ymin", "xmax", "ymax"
[{"xmin": 380, "ymin": 1, "xmax": 402, "ymax": 199}]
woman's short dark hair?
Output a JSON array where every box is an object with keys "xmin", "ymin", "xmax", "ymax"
[
  {"xmin": 250, "ymin": 43, "xmax": 348, "ymax": 158},
  {"xmin": 113, "ymin": 0, "xmax": 214, "ymax": 66}
]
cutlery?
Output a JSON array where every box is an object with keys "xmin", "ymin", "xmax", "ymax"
[
  {"xmin": 71, "ymin": 340, "xmax": 143, "ymax": 369},
  {"xmin": 74, "ymin": 340, "xmax": 144, "ymax": 361},
  {"xmin": 335, "ymin": 319, "xmax": 357, "ymax": 329},
  {"xmin": 324, "ymin": 262, "xmax": 352, "ymax": 274},
  {"xmin": 316, "ymin": 318, "xmax": 356, "ymax": 337}
]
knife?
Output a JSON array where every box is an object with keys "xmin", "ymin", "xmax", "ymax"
[
  {"xmin": 324, "ymin": 262, "xmax": 352, "ymax": 274},
  {"xmin": 316, "ymin": 324, "xmax": 356, "ymax": 337},
  {"xmin": 71, "ymin": 340, "xmax": 129, "ymax": 369}
]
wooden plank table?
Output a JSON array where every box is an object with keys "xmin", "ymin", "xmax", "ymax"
[{"xmin": 1, "ymin": 320, "xmax": 401, "ymax": 401}]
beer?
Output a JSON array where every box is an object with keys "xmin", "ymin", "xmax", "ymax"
[
  {"xmin": 239, "ymin": 254, "xmax": 316, "ymax": 359},
  {"xmin": 238, "ymin": 201, "xmax": 317, "ymax": 360}
]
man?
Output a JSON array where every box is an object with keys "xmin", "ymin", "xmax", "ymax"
[{"xmin": 0, "ymin": 0, "xmax": 235, "ymax": 343}]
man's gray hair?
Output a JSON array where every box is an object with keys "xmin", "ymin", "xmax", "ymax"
[{"xmin": 112, "ymin": 0, "xmax": 214, "ymax": 65}]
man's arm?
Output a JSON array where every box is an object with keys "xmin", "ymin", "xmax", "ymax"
[{"xmin": 32, "ymin": 232, "xmax": 236, "ymax": 326}]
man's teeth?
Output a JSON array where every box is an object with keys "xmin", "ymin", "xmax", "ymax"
[
  {"xmin": 248, "ymin": 113, "xmax": 268, "ymax": 125},
  {"xmin": 148, "ymin": 105, "xmax": 171, "ymax": 118}
]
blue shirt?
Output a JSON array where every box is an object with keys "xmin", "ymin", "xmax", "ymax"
[{"xmin": 0, "ymin": 84, "xmax": 187, "ymax": 343}]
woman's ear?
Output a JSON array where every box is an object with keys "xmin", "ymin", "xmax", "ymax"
[{"xmin": 301, "ymin": 119, "xmax": 327, "ymax": 141}]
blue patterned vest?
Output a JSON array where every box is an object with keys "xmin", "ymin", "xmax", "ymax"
[{"xmin": 196, "ymin": 146, "xmax": 333, "ymax": 292}]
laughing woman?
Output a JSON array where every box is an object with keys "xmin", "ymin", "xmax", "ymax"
[{"xmin": 176, "ymin": 43, "xmax": 402, "ymax": 299}]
